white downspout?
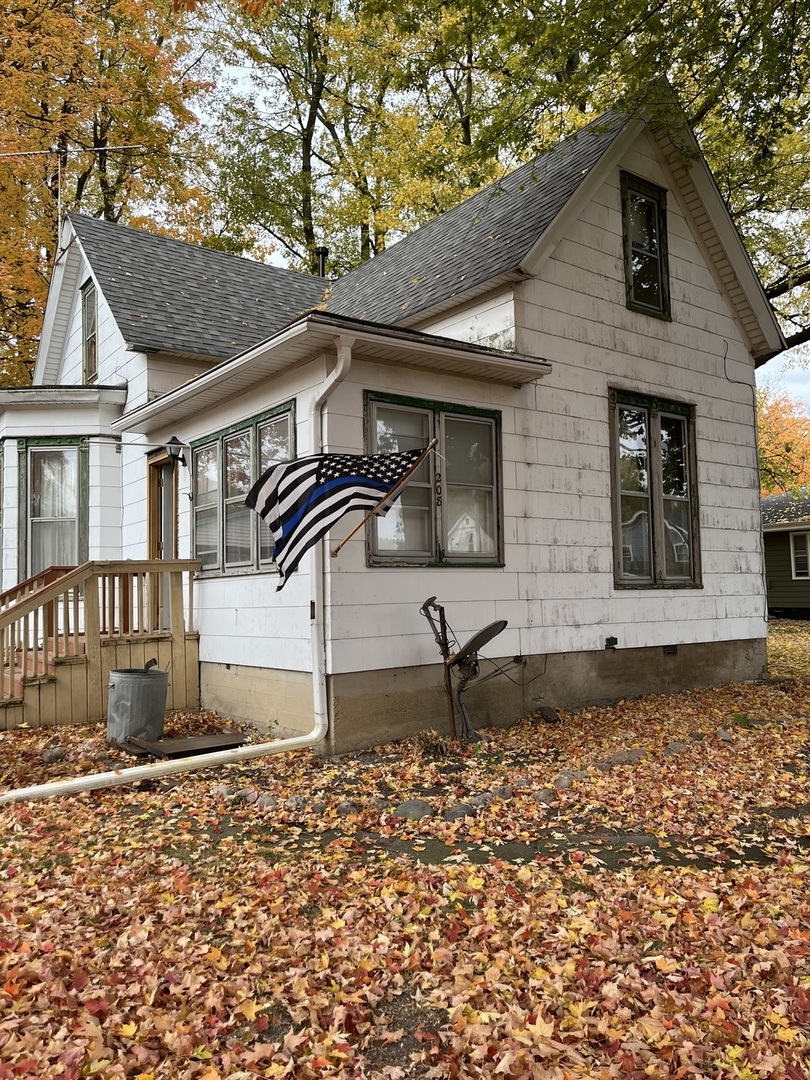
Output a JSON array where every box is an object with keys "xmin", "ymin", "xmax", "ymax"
[
  {"xmin": 309, "ymin": 337, "xmax": 354, "ymax": 746},
  {"xmin": 0, "ymin": 338, "xmax": 354, "ymax": 806}
]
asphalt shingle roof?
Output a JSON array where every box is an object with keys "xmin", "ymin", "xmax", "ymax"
[
  {"xmin": 68, "ymin": 214, "xmax": 328, "ymax": 360},
  {"xmin": 69, "ymin": 113, "xmax": 626, "ymax": 360},
  {"xmin": 324, "ymin": 113, "xmax": 627, "ymax": 325},
  {"xmin": 761, "ymin": 491, "xmax": 810, "ymax": 526}
]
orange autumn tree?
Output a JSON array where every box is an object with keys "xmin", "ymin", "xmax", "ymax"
[
  {"xmin": 0, "ymin": 0, "xmax": 207, "ymax": 384},
  {"xmin": 757, "ymin": 384, "xmax": 810, "ymax": 494}
]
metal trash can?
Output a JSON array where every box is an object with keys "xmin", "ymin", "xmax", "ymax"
[{"xmin": 106, "ymin": 666, "xmax": 169, "ymax": 744}]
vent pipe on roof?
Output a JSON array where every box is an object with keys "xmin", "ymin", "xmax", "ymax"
[{"xmin": 314, "ymin": 246, "xmax": 329, "ymax": 277}]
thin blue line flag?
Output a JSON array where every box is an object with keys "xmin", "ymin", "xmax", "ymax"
[{"xmin": 245, "ymin": 448, "xmax": 427, "ymax": 590}]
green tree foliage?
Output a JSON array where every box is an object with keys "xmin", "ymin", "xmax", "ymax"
[{"xmin": 214, "ymin": 0, "xmax": 810, "ymax": 350}]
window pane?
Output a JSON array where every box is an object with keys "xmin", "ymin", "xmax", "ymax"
[
  {"xmin": 259, "ymin": 416, "xmax": 290, "ymax": 470},
  {"xmin": 376, "ymin": 406, "xmax": 431, "ymax": 484},
  {"xmin": 225, "ymin": 502, "xmax": 253, "ymax": 565},
  {"xmin": 373, "ymin": 406, "xmax": 433, "ymax": 556},
  {"xmin": 225, "ymin": 431, "xmax": 251, "ymax": 499},
  {"xmin": 446, "ymin": 487, "xmax": 495, "ymax": 554},
  {"xmin": 660, "ymin": 415, "xmax": 688, "ymax": 496},
  {"xmin": 445, "ymin": 418, "xmax": 493, "ymax": 486},
  {"xmin": 259, "ymin": 416, "xmax": 291, "ymax": 563},
  {"xmin": 630, "ymin": 194, "xmax": 658, "ymax": 254},
  {"xmin": 631, "ymin": 252, "xmax": 662, "ymax": 310},
  {"xmin": 30, "ymin": 449, "xmax": 77, "ymax": 518},
  {"xmin": 377, "ymin": 487, "xmax": 432, "ymax": 553},
  {"xmin": 194, "ymin": 445, "xmax": 219, "ymax": 506},
  {"xmin": 663, "ymin": 500, "xmax": 692, "ymax": 578},
  {"xmin": 793, "ymin": 535, "xmax": 809, "ymax": 578},
  {"xmin": 195, "ymin": 506, "xmax": 219, "ymax": 569},
  {"xmin": 620, "ymin": 494, "xmax": 652, "ymax": 579},
  {"xmin": 31, "ymin": 520, "xmax": 76, "ymax": 574},
  {"xmin": 618, "ymin": 408, "xmax": 648, "ymax": 493}
]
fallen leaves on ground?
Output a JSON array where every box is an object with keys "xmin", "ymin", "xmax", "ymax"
[{"xmin": 0, "ymin": 624, "xmax": 808, "ymax": 1078}]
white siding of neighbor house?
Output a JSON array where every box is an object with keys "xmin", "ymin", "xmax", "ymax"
[{"xmin": 318, "ymin": 127, "xmax": 765, "ymax": 674}]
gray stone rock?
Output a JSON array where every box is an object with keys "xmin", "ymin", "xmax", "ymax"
[
  {"xmin": 552, "ymin": 774, "xmax": 573, "ymax": 789},
  {"xmin": 597, "ymin": 748, "xmax": 645, "ymax": 769},
  {"xmin": 514, "ymin": 778, "xmax": 532, "ymax": 789},
  {"xmin": 233, "ymin": 788, "xmax": 259, "ymax": 804},
  {"xmin": 337, "ymin": 801, "xmax": 358, "ymax": 817},
  {"xmin": 370, "ymin": 798, "xmax": 389, "ymax": 810},
  {"xmin": 255, "ymin": 794, "xmax": 277, "ymax": 810},
  {"xmin": 41, "ymin": 746, "xmax": 66, "ymax": 764},
  {"xmin": 536, "ymin": 706, "xmax": 561, "ymax": 724},
  {"xmin": 444, "ymin": 803, "xmax": 475, "ymax": 821},
  {"xmin": 716, "ymin": 729, "xmax": 734, "ymax": 742},
  {"xmin": 471, "ymin": 792, "xmax": 494, "ymax": 807},
  {"xmin": 309, "ymin": 800, "xmax": 326, "ymax": 814},
  {"xmin": 211, "ymin": 784, "xmax": 232, "ymax": 799},
  {"xmin": 533, "ymin": 788, "xmax": 556, "ymax": 805},
  {"xmin": 492, "ymin": 784, "xmax": 513, "ymax": 801},
  {"xmin": 284, "ymin": 795, "xmax": 308, "ymax": 810},
  {"xmin": 663, "ymin": 741, "xmax": 691, "ymax": 757},
  {"xmin": 393, "ymin": 797, "xmax": 434, "ymax": 820},
  {"xmin": 688, "ymin": 730, "xmax": 706, "ymax": 741}
]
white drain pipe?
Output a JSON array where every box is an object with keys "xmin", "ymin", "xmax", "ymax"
[
  {"xmin": 0, "ymin": 727, "xmax": 325, "ymax": 805},
  {"xmin": 0, "ymin": 338, "xmax": 354, "ymax": 806}
]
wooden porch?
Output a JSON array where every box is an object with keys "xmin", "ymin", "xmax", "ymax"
[{"xmin": 0, "ymin": 560, "xmax": 200, "ymax": 731}]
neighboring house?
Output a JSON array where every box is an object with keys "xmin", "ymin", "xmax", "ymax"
[
  {"xmin": 761, "ymin": 491, "xmax": 810, "ymax": 615},
  {"xmin": 0, "ymin": 109, "xmax": 786, "ymax": 752}
]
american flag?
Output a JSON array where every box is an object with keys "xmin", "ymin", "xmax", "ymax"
[{"xmin": 245, "ymin": 448, "xmax": 427, "ymax": 590}]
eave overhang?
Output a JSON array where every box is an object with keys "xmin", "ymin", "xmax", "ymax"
[
  {"xmin": 0, "ymin": 385, "xmax": 127, "ymax": 410},
  {"xmin": 112, "ymin": 312, "xmax": 551, "ymax": 436}
]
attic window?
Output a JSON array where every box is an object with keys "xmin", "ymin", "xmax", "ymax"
[
  {"xmin": 620, "ymin": 173, "xmax": 671, "ymax": 319},
  {"xmin": 81, "ymin": 281, "xmax": 98, "ymax": 382}
]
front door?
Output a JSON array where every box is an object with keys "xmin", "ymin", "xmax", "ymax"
[{"xmin": 147, "ymin": 452, "xmax": 177, "ymax": 629}]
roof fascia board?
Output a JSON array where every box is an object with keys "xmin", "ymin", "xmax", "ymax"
[
  {"xmin": 762, "ymin": 520, "xmax": 810, "ymax": 532},
  {"xmin": 34, "ymin": 217, "xmax": 82, "ymax": 385},
  {"xmin": 0, "ymin": 386, "xmax": 127, "ymax": 409},
  {"xmin": 682, "ymin": 145, "xmax": 786, "ymax": 361},
  {"xmin": 112, "ymin": 313, "xmax": 551, "ymax": 434},
  {"xmin": 520, "ymin": 117, "xmax": 645, "ymax": 277}
]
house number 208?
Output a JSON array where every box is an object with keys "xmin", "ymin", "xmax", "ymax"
[{"xmin": 435, "ymin": 471, "xmax": 442, "ymax": 507}]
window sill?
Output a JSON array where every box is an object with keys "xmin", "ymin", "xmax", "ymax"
[
  {"xmin": 614, "ymin": 580, "xmax": 703, "ymax": 590},
  {"xmin": 368, "ymin": 558, "xmax": 505, "ymax": 569}
]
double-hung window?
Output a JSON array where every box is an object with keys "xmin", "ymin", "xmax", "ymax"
[
  {"xmin": 367, "ymin": 394, "xmax": 501, "ymax": 565},
  {"xmin": 26, "ymin": 444, "xmax": 86, "ymax": 576},
  {"xmin": 791, "ymin": 533, "xmax": 810, "ymax": 578},
  {"xmin": 81, "ymin": 281, "xmax": 98, "ymax": 382},
  {"xmin": 192, "ymin": 406, "xmax": 293, "ymax": 572},
  {"xmin": 610, "ymin": 390, "xmax": 700, "ymax": 587},
  {"xmin": 621, "ymin": 173, "xmax": 671, "ymax": 319}
]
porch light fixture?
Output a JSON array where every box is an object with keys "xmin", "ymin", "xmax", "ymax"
[{"xmin": 165, "ymin": 436, "xmax": 187, "ymax": 466}]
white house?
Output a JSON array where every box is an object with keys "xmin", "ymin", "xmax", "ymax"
[{"xmin": 0, "ymin": 110, "xmax": 785, "ymax": 753}]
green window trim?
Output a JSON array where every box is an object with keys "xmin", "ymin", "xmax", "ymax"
[
  {"xmin": 364, "ymin": 390, "xmax": 503, "ymax": 568},
  {"xmin": 191, "ymin": 401, "xmax": 295, "ymax": 575},
  {"xmin": 620, "ymin": 172, "xmax": 671, "ymax": 320},
  {"xmin": 609, "ymin": 388, "xmax": 701, "ymax": 589}
]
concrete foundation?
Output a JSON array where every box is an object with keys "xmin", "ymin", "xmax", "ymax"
[{"xmin": 200, "ymin": 637, "xmax": 767, "ymax": 756}]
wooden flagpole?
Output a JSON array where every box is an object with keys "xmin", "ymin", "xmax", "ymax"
[{"xmin": 330, "ymin": 438, "xmax": 438, "ymax": 558}]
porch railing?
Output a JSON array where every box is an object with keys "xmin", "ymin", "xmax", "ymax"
[{"xmin": 0, "ymin": 560, "xmax": 200, "ymax": 718}]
